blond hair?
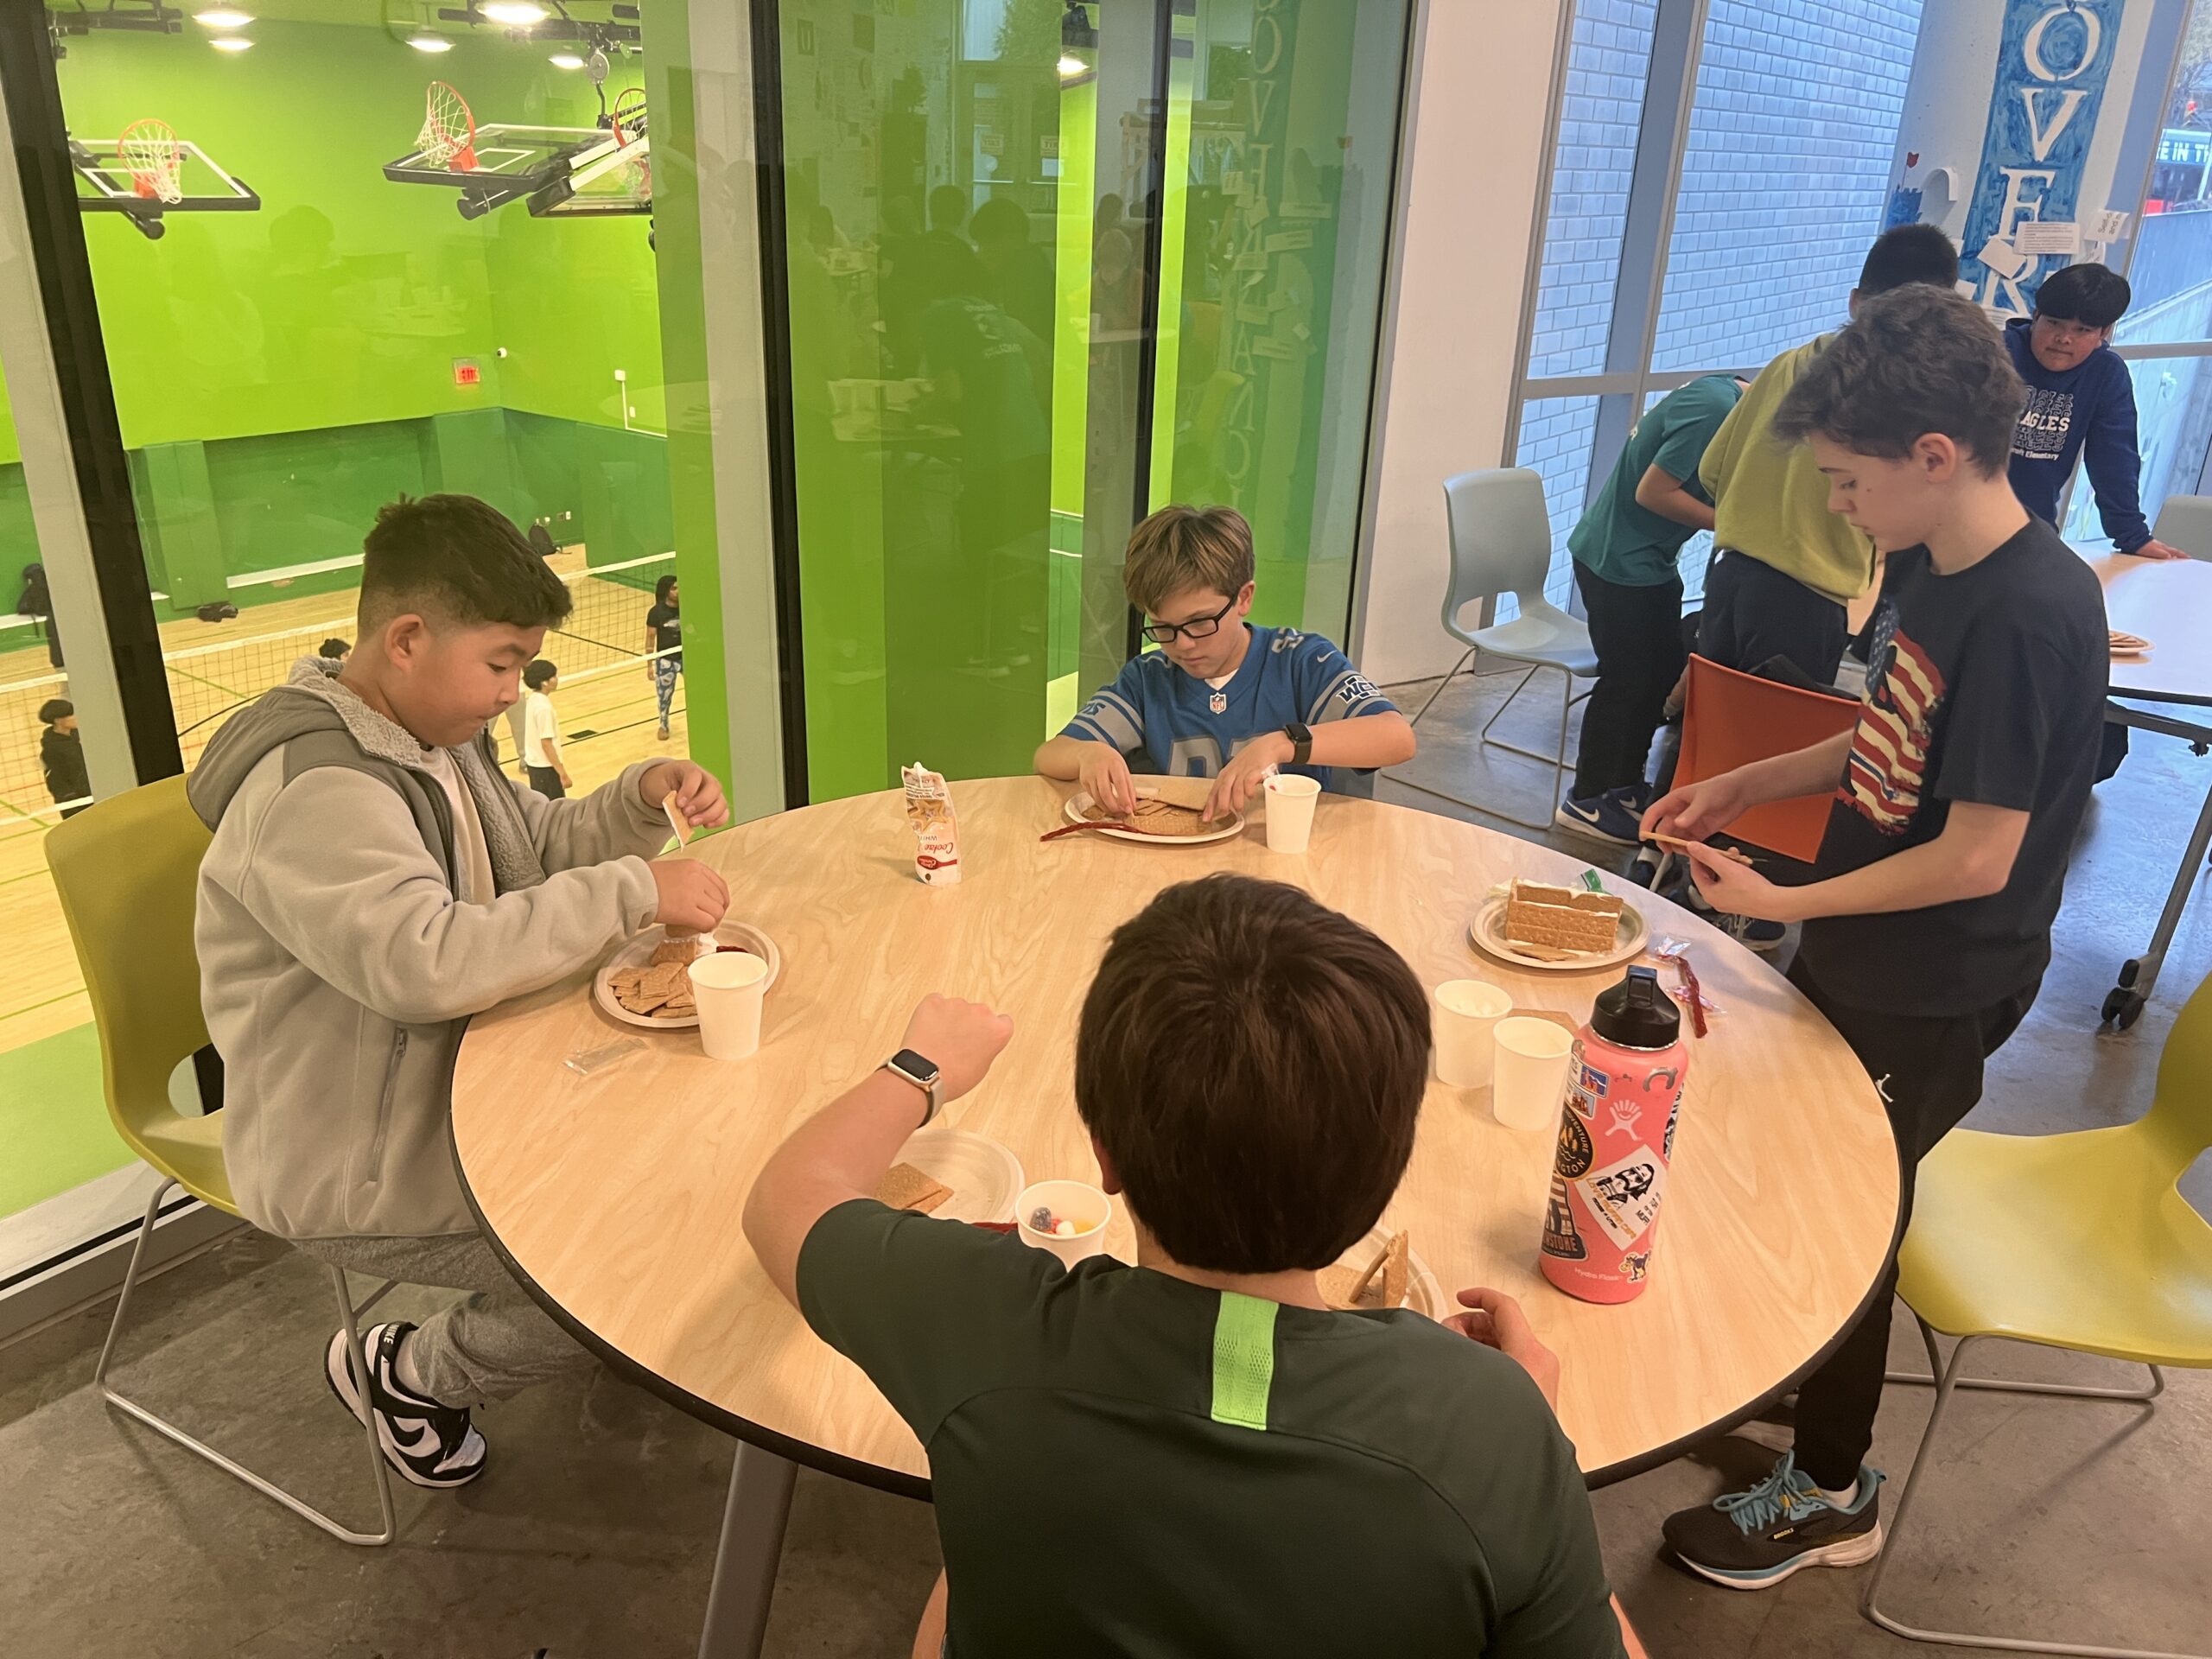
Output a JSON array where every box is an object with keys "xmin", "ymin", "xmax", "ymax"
[{"xmin": 1122, "ymin": 505, "xmax": 1255, "ymax": 615}]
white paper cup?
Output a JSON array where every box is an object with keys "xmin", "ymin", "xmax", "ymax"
[
  {"xmin": 1492, "ymin": 1016, "xmax": 1574, "ymax": 1131},
  {"xmin": 1015, "ymin": 1179, "xmax": 1112, "ymax": 1268},
  {"xmin": 689, "ymin": 950, "xmax": 770, "ymax": 1060},
  {"xmin": 1263, "ymin": 772, "xmax": 1321, "ymax": 853},
  {"xmin": 1433, "ymin": 979, "xmax": 1513, "ymax": 1087}
]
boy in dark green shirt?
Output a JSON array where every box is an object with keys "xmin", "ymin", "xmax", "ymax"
[
  {"xmin": 744, "ymin": 875, "xmax": 1643, "ymax": 1658},
  {"xmin": 1556, "ymin": 372, "xmax": 1745, "ymax": 845}
]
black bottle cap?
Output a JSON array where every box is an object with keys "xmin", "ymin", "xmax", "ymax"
[{"xmin": 1591, "ymin": 963, "xmax": 1681, "ymax": 1049}]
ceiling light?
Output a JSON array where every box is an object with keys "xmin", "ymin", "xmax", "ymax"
[
  {"xmin": 194, "ymin": 8, "xmax": 253, "ymax": 25},
  {"xmin": 481, "ymin": 2, "xmax": 548, "ymax": 24},
  {"xmin": 406, "ymin": 34, "xmax": 454, "ymax": 53},
  {"xmin": 209, "ymin": 35, "xmax": 255, "ymax": 52},
  {"xmin": 549, "ymin": 52, "xmax": 585, "ymax": 69},
  {"xmin": 1057, "ymin": 53, "xmax": 1086, "ymax": 78}
]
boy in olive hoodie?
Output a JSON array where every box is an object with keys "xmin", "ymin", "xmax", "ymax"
[{"xmin": 191, "ymin": 495, "xmax": 732, "ymax": 1488}]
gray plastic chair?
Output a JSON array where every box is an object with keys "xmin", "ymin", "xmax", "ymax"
[
  {"xmin": 1402, "ymin": 467, "xmax": 1598, "ymax": 828},
  {"xmin": 2152, "ymin": 494, "xmax": 2212, "ymax": 560}
]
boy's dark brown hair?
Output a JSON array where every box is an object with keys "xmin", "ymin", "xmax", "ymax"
[
  {"xmin": 1771, "ymin": 285, "xmax": 2024, "ymax": 478},
  {"xmin": 1076, "ymin": 874, "xmax": 1430, "ymax": 1274},
  {"xmin": 1122, "ymin": 505, "xmax": 1255, "ymax": 616},
  {"xmin": 359, "ymin": 495, "xmax": 574, "ymax": 633}
]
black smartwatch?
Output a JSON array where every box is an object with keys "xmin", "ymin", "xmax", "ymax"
[
  {"xmin": 1282, "ymin": 721, "xmax": 1313, "ymax": 767},
  {"xmin": 880, "ymin": 1048, "xmax": 943, "ymax": 1126}
]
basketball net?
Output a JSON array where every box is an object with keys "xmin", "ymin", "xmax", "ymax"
[
  {"xmin": 613, "ymin": 87, "xmax": 649, "ymax": 202},
  {"xmin": 418, "ymin": 81, "xmax": 479, "ymax": 172},
  {"xmin": 118, "ymin": 118, "xmax": 184, "ymax": 205}
]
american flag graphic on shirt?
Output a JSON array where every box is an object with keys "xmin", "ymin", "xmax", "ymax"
[{"xmin": 1841, "ymin": 603, "xmax": 1946, "ymax": 834}]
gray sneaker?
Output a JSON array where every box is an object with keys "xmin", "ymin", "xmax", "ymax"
[{"xmin": 1663, "ymin": 1452, "xmax": 1885, "ymax": 1590}]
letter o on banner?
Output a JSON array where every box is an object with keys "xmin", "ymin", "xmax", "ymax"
[{"xmin": 2023, "ymin": 3, "xmax": 2101, "ymax": 83}]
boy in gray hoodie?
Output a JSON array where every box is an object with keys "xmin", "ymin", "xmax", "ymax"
[{"xmin": 191, "ymin": 495, "xmax": 732, "ymax": 1489}]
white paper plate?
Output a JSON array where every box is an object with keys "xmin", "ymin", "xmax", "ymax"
[
  {"xmin": 1468, "ymin": 893, "xmax": 1649, "ymax": 974},
  {"xmin": 893, "ymin": 1128, "xmax": 1025, "ymax": 1224},
  {"xmin": 594, "ymin": 920, "xmax": 780, "ymax": 1031},
  {"xmin": 1325, "ymin": 1223, "xmax": 1444, "ymax": 1319},
  {"xmin": 1064, "ymin": 785, "xmax": 1245, "ymax": 846}
]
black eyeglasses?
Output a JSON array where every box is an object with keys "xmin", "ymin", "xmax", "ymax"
[{"xmin": 1140, "ymin": 594, "xmax": 1237, "ymax": 645}]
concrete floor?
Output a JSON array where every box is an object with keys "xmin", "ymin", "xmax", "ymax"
[{"xmin": 3, "ymin": 667, "xmax": 2207, "ymax": 1658}]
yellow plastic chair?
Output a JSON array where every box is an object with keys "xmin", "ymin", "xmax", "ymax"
[
  {"xmin": 46, "ymin": 775, "xmax": 397, "ymax": 1547},
  {"xmin": 1862, "ymin": 969, "xmax": 2212, "ymax": 1656}
]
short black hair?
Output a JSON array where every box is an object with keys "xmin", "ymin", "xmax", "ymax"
[
  {"xmin": 319, "ymin": 638, "xmax": 350, "ymax": 658},
  {"xmin": 2035, "ymin": 261, "xmax": 2131, "ymax": 329},
  {"xmin": 523, "ymin": 658, "xmax": 559, "ymax": 690},
  {"xmin": 358, "ymin": 495, "xmax": 572, "ymax": 633},
  {"xmin": 1858, "ymin": 223, "xmax": 1959, "ymax": 296},
  {"xmin": 1773, "ymin": 284, "xmax": 2024, "ymax": 478},
  {"xmin": 37, "ymin": 698, "xmax": 72, "ymax": 724},
  {"xmin": 927, "ymin": 183, "xmax": 968, "ymax": 230},
  {"xmin": 969, "ymin": 195, "xmax": 1028, "ymax": 248},
  {"xmin": 1075, "ymin": 874, "xmax": 1430, "ymax": 1274}
]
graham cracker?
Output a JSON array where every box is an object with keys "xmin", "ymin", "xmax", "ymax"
[
  {"xmin": 1503, "ymin": 879, "xmax": 1623, "ymax": 956},
  {"xmin": 876, "ymin": 1162, "xmax": 952, "ymax": 1214}
]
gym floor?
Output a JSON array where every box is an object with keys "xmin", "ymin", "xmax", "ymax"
[{"xmin": 1, "ymin": 667, "xmax": 2206, "ymax": 1658}]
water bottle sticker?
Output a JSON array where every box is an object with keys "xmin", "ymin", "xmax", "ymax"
[
  {"xmin": 1575, "ymin": 1146, "xmax": 1666, "ymax": 1251},
  {"xmin": 1663, "ymin": 1101, "xmax": 1680, "ymax": 1160},
  {"xmin": 1554, "ymin": 1110, "xmax": 1593, "ymax": 1178},
  {"xmin": 1577, "ymin": 1061, "xmax": 1610, "ymax": 1098},
  {"xmin": 1604, "ymin": 1099, "xmax": 1644, "ymax": 1141},
  {"xmin": 1540, "ymin": 1175, "xmax": 1587, "ymax": 1260},
  {"xmin": 1619, "ymin": 1251, "xmax": 1651, "ymax": 1283}
]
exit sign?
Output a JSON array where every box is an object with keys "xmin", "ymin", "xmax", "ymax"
[{"xmin": 453, "ymin": 358, "xmax": 482, "ymax": 387}]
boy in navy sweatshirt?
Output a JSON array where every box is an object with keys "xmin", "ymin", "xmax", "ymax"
[{"xmin": 2004, "ymin": 263, "xmax": 2187, "ymax": 560}]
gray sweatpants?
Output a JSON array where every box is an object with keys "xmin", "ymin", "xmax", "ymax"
[{"xmin": 295, "ymin": 1232, "xmax": 593, "ymax": 1408}]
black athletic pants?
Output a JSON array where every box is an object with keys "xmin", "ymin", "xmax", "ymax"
[
  {"xmin": 1697, "ymin": 548, "xmax": 1849, "ymax": 687},
  {"xmin": 525, "ymin": 765, "xmax": 566, "ymax": 800},
  {"xmin": 1787, "ymin": 956, "xmax": 2040, "ymax": 1491},
  {"xmin": 1572, "ymin": 562, "xmax": 1688, "ymax": 799}
]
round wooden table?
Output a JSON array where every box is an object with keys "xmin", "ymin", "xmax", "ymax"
[{"xmin": 451, "ymin": 776, "xmax": 1898, "ymax": 1657}]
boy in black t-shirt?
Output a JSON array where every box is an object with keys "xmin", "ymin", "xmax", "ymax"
[
  {"xmin": 743, "ymin": 875, "xmax": 1645, "ymax": 1658},
  {"xmin": 1643, "ymin": 285, "xmax": 2106, "ymax": 1590}
]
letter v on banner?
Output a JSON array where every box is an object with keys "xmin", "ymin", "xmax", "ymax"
[{"xmin": 1958, "ymin": 0, "xmax": 2118, "ymax": 318}]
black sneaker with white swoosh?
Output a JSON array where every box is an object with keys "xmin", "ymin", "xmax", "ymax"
[{"xmin": 326, "ymin": 1320, "xmax": 488, "ymax": 1489}]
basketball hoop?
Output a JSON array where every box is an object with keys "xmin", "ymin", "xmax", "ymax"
[
  {"xmin": 612, "ymin": 86, "xmax": 649, "ymax": 201},
  {"xmin": 417, "ymin": 81, "xmax": 479, "ymax": 172},
  {"xmin": 118, "ymin": 118, "xmax": 184, "ymax": 205}
]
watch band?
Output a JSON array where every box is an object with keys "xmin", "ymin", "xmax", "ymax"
[
  {"xmin": 1283, "ymin": 721, "xmax": 1313, "ymax": 768},
  {"xmin": 881, "ymin": 1048, "xmax": 942, "ymax": 1126}
]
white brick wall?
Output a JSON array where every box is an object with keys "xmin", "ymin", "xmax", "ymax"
[{"xmin": 1516, "ymin": 0, "xmax": 1923, "ymax": 611}]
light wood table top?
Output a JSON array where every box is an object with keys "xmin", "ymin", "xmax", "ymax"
[
  {"xmin": 2088, "ymin": 551, "xmax": 2212, "ymax": 706},
  {"xmin": 452, "ymin": 776, "xmax": 1898, "ymax": 1491}
]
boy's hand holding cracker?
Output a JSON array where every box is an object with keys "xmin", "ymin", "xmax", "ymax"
[
  {"xmin": 1639, "ymin": 771, "xmax": 1749, "ymax": 844},
  {"xmin": 1203, "ymin": 736, "xmax": 1285, "ymax": 823},
  {"xmin": 641, "ymin": 760, "xmax": 731, "ymax": 833},
  {"xmin": 652, "ymin": 860, "xmax": 730, "ymax": 933},
  {"xmin": 1077, "ymin": 743, "xmax": 1138, "ymax": 819}
]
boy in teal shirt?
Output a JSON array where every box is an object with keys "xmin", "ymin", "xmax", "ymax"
[
  {"xmin": 744, "ymin": 874, "xmax": 1644, "ymax": 1657},
  {"xmin": 1554, "ymin": 372, "xmax": 1744, "ymax": 845}
]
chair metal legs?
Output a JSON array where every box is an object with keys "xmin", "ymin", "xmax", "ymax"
[
  {"xmin": 96, "ymin": 1177, "xmax": 399, "ymax": 1548},
  {"xmin": 1862, "ymin": 1321, "xmax": 2195, "ymax": 1658},
  {"xmin": 1395, "ymin": 655, "xmax": 1586, "ymax": 831}
]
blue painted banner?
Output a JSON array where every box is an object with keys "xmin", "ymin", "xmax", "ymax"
[{"xmin": 1958, "ymin": 0, "xmax": 2121, "ymax": 316}]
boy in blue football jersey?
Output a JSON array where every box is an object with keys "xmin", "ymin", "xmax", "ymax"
[{"xmin": 1035, "ymin": 505, "xmax": 1414, "ymax": 821}]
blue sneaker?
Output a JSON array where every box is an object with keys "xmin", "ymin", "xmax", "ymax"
[
  {"xmin": 1662, "ymin": 1452, "xmax": 1885, "ymax": 1591},
  {"xmin": 1554, "ymin": 785, "xmax": 1647, "ymax": 848},
  {"xmin": 1683, "ymin": 876, "xmax": 1788, "ymax": 952}
]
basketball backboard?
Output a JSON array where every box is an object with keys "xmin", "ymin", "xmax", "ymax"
[
  {"xmin": 72, "ymin": 134, "xmax": 261, "ymax": 240},
  {"xmin": 385, "ymin": 124, "xmax": 647, "ymax": 220}
]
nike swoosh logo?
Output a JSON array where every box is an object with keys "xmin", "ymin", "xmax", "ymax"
[{"xmin": 387, "ymin": 1415, "xmax": 442, "ymax": 1457}]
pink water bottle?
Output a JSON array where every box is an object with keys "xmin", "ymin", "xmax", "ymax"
[{"xmin": 1538, "ymin": 965, "xmax": 1688, "ymax": 1304}]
